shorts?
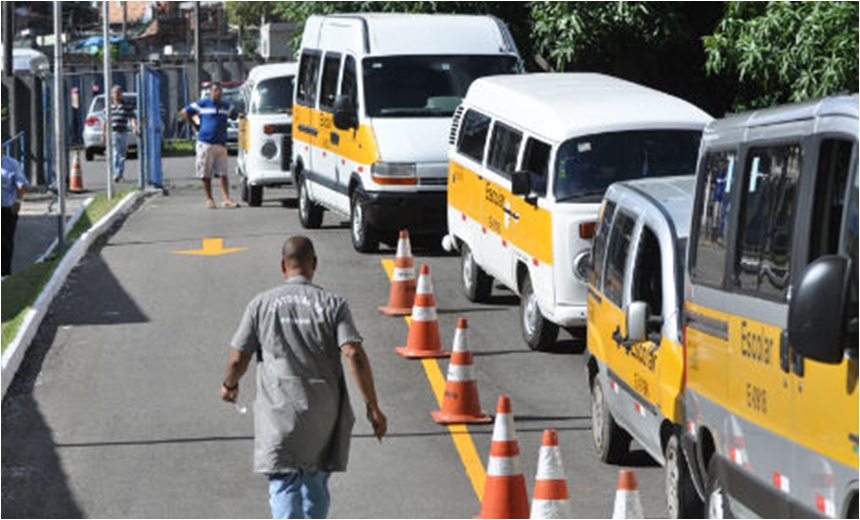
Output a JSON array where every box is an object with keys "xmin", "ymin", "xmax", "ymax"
[{"xmin": 196, "ymin": 142, "xmax": 228, "ymax": 180}]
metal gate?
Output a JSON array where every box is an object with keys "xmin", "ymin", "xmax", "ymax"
[{"xmin": 138, "ymin": 65, "xmax": 163, "ymax": 188}]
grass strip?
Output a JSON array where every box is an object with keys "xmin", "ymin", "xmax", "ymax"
[{"xmin": 1, "ymin": 189, "xmax": 135, "ymax": 352}]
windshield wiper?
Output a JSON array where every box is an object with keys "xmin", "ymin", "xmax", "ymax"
[{"xmin": 556, "ymin": 189, "xmax": 605, "ymax": 203}]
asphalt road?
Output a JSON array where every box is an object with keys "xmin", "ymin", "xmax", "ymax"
[{"xmin": 2, "ymin": 155, "xmax": 669, "ymax": 518}]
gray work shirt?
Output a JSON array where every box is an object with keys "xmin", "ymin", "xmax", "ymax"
[{"xmin": 231, "ymin": 276, "xmax": 361, "ymax": 474}]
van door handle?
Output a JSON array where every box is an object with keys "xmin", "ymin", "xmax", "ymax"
[
  {"xmin": 503, "ymin": 207, "xmax": 519, "ymax": 221},
  {"xmin": 330, "ymin": 132, "xmax": 340, "ymax": 146}
]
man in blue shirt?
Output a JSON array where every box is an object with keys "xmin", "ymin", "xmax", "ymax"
[
  {"xmin": 2, "ymin": 154, "xmax": 29, "ymax": 276},
  {"xmin": 181, "ymin": 82, "xmax": 239, "ymax": 209}
]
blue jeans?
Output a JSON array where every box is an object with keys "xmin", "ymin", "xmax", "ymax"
[
  {"xmin": 111, "ymin": 131, "xmax": 129, "ymax": 180},
  {"xmin": 268, "ymin": 471, "xmax": 331, "ymax": 519}
]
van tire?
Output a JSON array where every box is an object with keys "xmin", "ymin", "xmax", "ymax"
[
  {"xmin": 704, "ymin": 457, "xmax": 733, "ymax": 519},
  {"xmin": 591, "ymin": 375, "xmax": 630, "ymax": 463},
  {"xmin": 461, "ymin": 244, "xmax": 493, "ymax": 302},
  {"xmin": 351, "ymin": 190, "xmax": 378, "ymax": 253},
  {"xmin": 520, "ymin": 275, "xmax": 558, "ymax": 351},
  {"xmin": 298, "ymin": 175, "xmax": 323, "ymax": 229},
  {"xmin": 666, "ymin": 433, "xmax": 703, "ymax": 518},
  {"xmin": 85, "ymin": 149, "xmax": 94, "ymax": 161},
  {"xmin": 239, "ymin": 175, "xmax": 249, "ymax": 203},
  {"xmin": 248, "ymin": 184, "xmax": 263, "ymax": 207}
]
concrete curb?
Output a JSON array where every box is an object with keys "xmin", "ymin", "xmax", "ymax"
[
  {"xmin": 34, "ymin": 197, "xmax": 95, "ymax": 265},
  {"xmin": 1, "ymin": 191, "xmax": 144, "ymax": 399}
]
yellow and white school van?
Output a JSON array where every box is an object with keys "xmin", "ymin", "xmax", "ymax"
[
  {"xmin": 292, "ymin": 13, "xmax": 522, "ymax": 252},
  {"xmin": 445, "ymin": 73, "xmax": 711, "ymax": 350},
  {"xmin": 683, "ymin": 94, "xmax": 858, "ymax": 518},
  {"xmin": 237, "ymin": 62, "xmax": 298, "ymax": 207}
]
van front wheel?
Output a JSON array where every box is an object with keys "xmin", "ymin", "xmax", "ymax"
[
  {"xmin": 462, "ymin": 244, "xmax": 493, "ymax": 302},
  {"xmin": 591, "ymin": 375, "xmax": 630, "ymax": 463},
  {"xmin": 665, "ymin": 433, "xmax": 703, "ymax": 518},
  {"xmin": 351, "ymin": 191, "xmax": 379, "ymax": 253},
  {"xmin": 298, "ymin": 175, "xmax": 323, "ymax": 229},
  {"xmin": 520, "ymin": 275, "xmax": 558, "ymax": 351}
]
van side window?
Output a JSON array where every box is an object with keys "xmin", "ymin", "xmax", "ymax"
[
  {"xmin": 691, "ymin": 151, "xmax": 737, "ymax": 287},
  {"xmin": 297, "ymin": 52, "xmax": 321, "ymax": 107},
  {"xmin": 522, "ymin": 138, "xmax": 550, "ymax": 197},
  {"xmin": 319, "ymin": 53, "xmax": 341, "ymax": 112},
  {"xmin": 591, "ymin": 200, "xmax": 617, "ymax": 289},
  {"xmin": 735, "ymin": 144, "xmax": 801, "ymax": 300},
  {"xmin": 341, "ymin": 56, "xmax": 357, "ymax": 109},
  {"xmin": 810, "ymin": 139, "xmax": 853, "ymax": 261},
  {"xmin": 605, "ymin": 211, "xmax": 636, "ymax": 307},
  {"xmin": 457, "ymin": 109, "xmax": 491, "ymax": 164},
  {"xmin": 633, "ymin": 226, "xmax": 663, "ymax": 317},
  {"xmin": 487, "ymin": 122, "xmax": 523, "ymax": 179}
]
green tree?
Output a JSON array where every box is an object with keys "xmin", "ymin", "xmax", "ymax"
[{"xmin": 704, "ymin": 1, "xmax": 859, "ymax": 111}]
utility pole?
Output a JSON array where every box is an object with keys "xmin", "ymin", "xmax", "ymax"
[
  {"xmin": 53, "ymin": 1, "xmax": 67, "ymax": 252},
  {"xmin": 3, "ymin": 2, "xmax": 16, "ymax": 149},
  {"xmin": 194, "ymin": 1, "xmax": 201, "ymax": 100},
  {"xmin": 103, "ymin": 0, "xmax": 113, "ymax": 200},
  {"xmin": 122, "ymin": 1, "xmax": 128, "ymax": 40}
]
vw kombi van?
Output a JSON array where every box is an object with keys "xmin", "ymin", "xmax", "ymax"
[
  {"xmin": 237, "ymin": 63, "xmax": 297, "ymax": 207},
  {"xmin": 683, "ymin": 95, "xmax": 858, "ymax": 518},
  {"xmin": 445, "ymin": 73, "xmax": 711, "ymax": 350},
  {"xmin": 292, "ymin": 13, "xmax": 522, "ymax": 252}
]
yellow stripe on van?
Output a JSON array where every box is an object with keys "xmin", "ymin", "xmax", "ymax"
[
  {"xmin": 292, "ymin": 104, "xmax": 380, "ymax": 166},
  {"xmin": 448, "ymin": 161, "xmax": 553, "ymax": 265}
]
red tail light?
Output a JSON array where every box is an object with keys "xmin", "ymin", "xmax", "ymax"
[
  {"xmin": 85, "ymin": 117, "xmax": 100, "ymax": 126},
  {"xmin": 580, "ymin": 222, "xmax": 596, "ymax": 239},
  {"xmin": 263, "ymin": 124, "xmax": 275, "ymax": 135}
]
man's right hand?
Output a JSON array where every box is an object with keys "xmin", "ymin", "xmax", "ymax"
[{"xmin": 367, "ymin": 406, "xmax": 387, "ymax": 442}]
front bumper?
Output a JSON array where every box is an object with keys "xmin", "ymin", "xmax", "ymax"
[{"xmin": 362, "ymin": 190, "xmax": 447, "ymax": 234}]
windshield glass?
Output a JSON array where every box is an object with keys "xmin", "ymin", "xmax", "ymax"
[
  {"xmin": 250, "ymin": 77, "xmax": 294, "ymax": 114},
  {"xmin": 363, "ymin": 55, "xmax": 520, "ymax": 118},
  {"xmin": 554, "ymin": 130, "xmax": 701, "ymax": 203}
]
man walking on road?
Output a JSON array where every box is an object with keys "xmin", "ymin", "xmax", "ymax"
[
  {"xmin": 221, "ymin": 236, "xmax": 387, "ymax": 519},
  {"xmin": 102, "ymin": 85, "xmax": 138, "ymax": 182},
  {"xmin": 181, "ymin": 82, "xmax": 239, "ymax": 209}
]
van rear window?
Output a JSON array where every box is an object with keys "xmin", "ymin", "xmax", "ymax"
[{"xmin": 554, "ymin": 130, "xmax": 701, "ymax": 203}]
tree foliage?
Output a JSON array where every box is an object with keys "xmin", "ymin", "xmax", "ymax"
[
  {"xmin": 704, "ymin": 1, "xmax": 859, "ymax": 110},
  {"xmin": 226, "ymin": 2, "xmax": 282, "ymax": 27}
]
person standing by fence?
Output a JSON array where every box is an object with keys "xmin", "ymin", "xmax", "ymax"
[
  {"xmin": 102, "ymin": 85, "xmax": 138, "ymax": 182},
  {"xmin": 2, "ymin": 153, "xmax": 28, "ymax": 277}
]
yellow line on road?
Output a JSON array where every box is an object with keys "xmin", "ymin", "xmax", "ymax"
[{"xmin": 381, "ymin": 258, "xmax": 486, "ymax": 501}]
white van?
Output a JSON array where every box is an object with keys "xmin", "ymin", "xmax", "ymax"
[
  {"xmin": 445, "ymin": 74, "xmax": 711, "ymax": 350},
  {"xmin": 237, "ymin": 63, "xmax": 297, "ymax": 207},
  {"xmin": 292, "ymin": 13, "xmax": 522, "ymax": 252}
]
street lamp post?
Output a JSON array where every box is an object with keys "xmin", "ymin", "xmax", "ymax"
[
  {"xmin": 103, "ymin": 0, "xmax": 113, "ymax": 200},
  {"xmin": 53, "ymin": 0, "xmax": 66, "ymax": 252}
]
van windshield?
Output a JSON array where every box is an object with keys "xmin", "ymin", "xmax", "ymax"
[
  {"xmin": 554, "ymin": 130, "xmax": 701, "ymax": 203},
  {"xmin": 363, "ymin": 55, "xmax": 520, "ymax": 118},
  {"xmin": 250, "ymin": 77, "xmax": 294, "ymax": 114}
]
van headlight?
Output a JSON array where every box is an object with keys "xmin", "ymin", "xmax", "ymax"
[
  {"xmin": 261, "ymin": 140, "xmax": 278, "ymax": 159},
  {"xmin": 371, "ymin": 162, "xmax": 417, "ymax": 185},
  {"xmin": 573, "ymin": 250, "xmax": 592, "ymax": 282}
]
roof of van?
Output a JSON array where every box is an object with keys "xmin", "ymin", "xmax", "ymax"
[
  {"xmin": 463, "ymin": 73, "xmax": 712, "ymax": 142},
  {"xmin": 246, "ymin": 62, "xmax": 298, "ymax": 82},
  {"xmin": 608, "ymin": 175, "xmax": 696, "ymax": 238},
  {"xmin": 705, "ymin": 94, "xmax": 858, "ymax": 134},
  {"xmin": 302, "ymin": 13, "xmax": 519, "ymax": 57}
]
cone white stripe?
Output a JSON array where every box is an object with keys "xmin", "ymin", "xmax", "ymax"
[
  {"xmin": 531, "ymin": 499, "xmax": 572, "ymax": 519},
  {"xmin": 392, "ymin": 267, "xmax": 415, "ymax": 282},
  {"xmin": 411, "ymin": 306, "xmax": 437, "ymax": 322},
  {"xmin": 612, "ymin": 490, "xmax": 644, "ymax": 519},
  {"xmin": 416, "ymin": 274, "xmax": 434, "ymax": 294},
  {"xmin": 446, "ymin": 363, "xmax": 473, "ymax": 382},
  {"xmin": 396, "ymin": 237, "xmax": 412, "ymax": 258},
  {"xmin": 452, "ymin": 328, "xmax": 469, "ymax": 353},
  {"xmin": 535, "ymin": 447, "xmax": 566, "ymax": 480},
  {"xmin": 492, "ymin": 412, "xmax": 515, "ymax": 442},
  {"xmin": 487, "ymin": 455, "xmax": 520, "ymax": 476}
]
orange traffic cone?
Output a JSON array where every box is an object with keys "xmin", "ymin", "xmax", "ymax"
[
  {"xmin": 395, "ymin": 264, "xmax": 449, "ymax": 359},
  {"xmin": 431, "ymin": 317, "xmax": 491, "ymax": 424},
  {"xmin": 611, "ymin": 469, "xmax": 644, "ymax": 519},
  {"xmin": 530, "ymin": 430, "xmax": 572, "ymax": 519},
  {"xmin": 69, "ymin": 150, "xmax": 85, "ymax": 193},
  {"xmin": 379, "ymin": 230, "xmax": 416, "ymax": 316},
  {"xmin": 477, "ymin": 395, "xmax": 529, "ymax": 519}
]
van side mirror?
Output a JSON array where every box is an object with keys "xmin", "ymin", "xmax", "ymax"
[
  {"xmin": 511, "ymin": 170, "xmax": 531, "ymax": 197},
  {"xmin": 626, "ymin": 301, "xmax": 648, "ymax": 343},
  {"xmin": 333, "ymin": 95, "xmax": 357, "ymax": 130},
  {"xmin": 788, "ymin": 255, "xmax": 851, "ymax": 364}
]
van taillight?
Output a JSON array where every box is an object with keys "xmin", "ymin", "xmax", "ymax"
[
  {"xmin": 263, "ymin": 125, "xmax": 275, "ymax": 135},
  {"xmin": 580, "ymin": 222, "xmax": 596, "ymax": 239},
  {"xmin": 86, "ymin": 117, "xmax": 100, "ymax": 126}
]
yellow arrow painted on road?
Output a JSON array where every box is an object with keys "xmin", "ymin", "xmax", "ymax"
[{"xmin": 171, "ymin": 238, "xmax": 248, "ymax": 256}]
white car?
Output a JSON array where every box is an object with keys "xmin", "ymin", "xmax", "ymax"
[{"xmin": 82, "ymin": 92, "xmax": 138, "ymax": 161}]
